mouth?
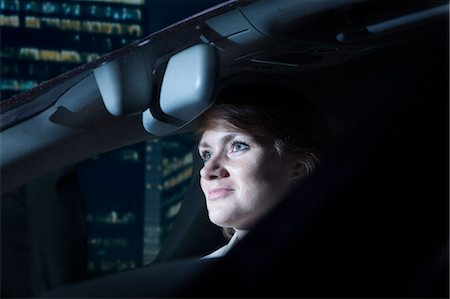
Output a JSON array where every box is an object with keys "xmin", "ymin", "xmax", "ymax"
[{"xmin": 208, "ymin": 188, "xmax": 234, "ymax": 200}]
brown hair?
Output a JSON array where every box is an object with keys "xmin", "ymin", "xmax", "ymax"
[{"xmin": 196, "ymin": 103, "xmax": 320, "ymax": 175}]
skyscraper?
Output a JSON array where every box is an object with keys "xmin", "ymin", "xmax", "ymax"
[
  {"xmin": 143, "ymin": 135, "xmax": 194, "ymax": 264},
  {"xmin": 0, "ymin": 0, "xmax": 147, "ymax": 101},
  {"xmin": 76, "ymin": 143, "xmax": 147, "ymax": 277},
  {"xmin": 76, "ymin": 134, "xmax": 194, "ymax": 276}
]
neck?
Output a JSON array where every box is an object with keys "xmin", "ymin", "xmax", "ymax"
[{"xmin": 234, "ymin": 229, "xmax": 249, "ymax": 239}]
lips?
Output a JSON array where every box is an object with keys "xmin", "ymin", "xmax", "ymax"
[{"xmin": 208, "ymin": 188, "xmax": 234, "ymax": 200}]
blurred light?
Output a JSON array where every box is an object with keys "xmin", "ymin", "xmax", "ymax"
[{"xmin": 0, "ymin": 15, "xmax": 19, "ymax": 27}]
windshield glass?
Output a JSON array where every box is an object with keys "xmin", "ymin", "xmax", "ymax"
[
  {"xmin": 1, "ymin": 133, "xmax": 196, "ymax": 297},
  {"xmin": 0, "ymin": 1, "xmax": 227, "ymax": 296},
  {"xmin": 0, "ymin": 0, "xmax": 228, "ymax": 118},
  {"xmin": 78, "ymin": 134, "xmax": 195, "ymax": 273}
]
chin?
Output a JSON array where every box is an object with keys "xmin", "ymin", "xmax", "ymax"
[
  {"xmin": 210, "ymin": 219, "xmax": 232, "ymax": 228},
  {"xmin": 208, "ymin": 214, "xmax": 235, "ymax": 228}
]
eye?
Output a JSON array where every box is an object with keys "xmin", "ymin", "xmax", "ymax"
[
  {"xmin": 231, "ymin": 140, "xmax": 249, "ymax": 153},
  {"xmin": 200, "ymin": 150, "xmax": 212, "ymax": 161}
]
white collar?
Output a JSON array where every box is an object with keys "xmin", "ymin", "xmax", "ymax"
[{"xmin": 201, "ymin": 229, "xmax": 249, "ymax": 259}]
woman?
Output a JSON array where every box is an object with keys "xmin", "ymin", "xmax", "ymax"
[{"xmin": 196, "ymin": 83, "xmax": 329, "ymax": 258}]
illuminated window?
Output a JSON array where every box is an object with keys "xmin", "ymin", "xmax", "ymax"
[
  {"xmin": 0, "ymin": 15, "xmax": 19, "ymax": 27},
  {"xmin": 100, "ymin": 22, "xmax": 114, "ymax": 34},
  {"xmin": 60, "ymin": 50, "xmax": 81, "ymax": 63},
  {"xmin": 110, "ymin": 211, "xmax": 118, "ymax": 223},
  {"xmin": 103, "ymin": 6, "xmax": 112, "ymax": 18},
  {"xmin": 25, "ymin": 16, "xmax": 41, "ymax": 28},
  {"xmin": 42, "ymin": 2, "xmax": 60, "ymax": 15},
  {"xmin": 144, "ymin": 226, "xmax": 160, "ymax": 239},
  {"xmin": 162, "ymin": 167, "xmax": 193, "ymax": 190},
  {"xmin": 15, "ymin": 47, "xmax": 98, "ymax": 64},
  {"xmin": 19, "ymin": 80, "xmax": 38, "ymax": 90},
  {"xmin": 104, "ymin": 37, "xmax": 112, "ymax": 50},
  {"xmin": 61, "ymin": 19, "xmax": 81, "ymax": 31},
  {"xmin": 41, "ymin": 17, "xmax": 60, "ymax": 29},
  {"xmin": 121, "ymin": 149, "xmax": 140, "ymax": 162},
  {"xmin": 78, "ymin": 20, "xmax": 142, "ymax": 36},
  {"xmin": 0, "ymin": 79, "xmax": 19, "ymax": 91},
  {"xmin": 19, "ymin": 48, "xmax": 39, "ymax": 60},
  {"xmin": 87, "ymin": 211, "xmax": 137, "ymax": 225},
  {"xmin": 85, "ymin": 53, "xmax": 100, "ymax": 62},
  {"xmin": 122, "ymin": 8, "xmax": 142, "ymax": 21},
  {"xmin": 62, "ymin": 3, "xmax": 80, "ymax": 17},
  {"xmin": 162, "ymin": 153, "xmax": 193, "ymax": 178},
  {"xmin": 127, "ymin": 24, "xmax": 142, "ymax": 36},
  {"xmin": 39, "ymin": 49, "xmax": 60, "ymax": 61},
  {"xmin": 112, "ymin": 7, "xmax": 121, "ymax": 20},
  {"xmin": 1, "ymin": 0, "xmax": 19, "ymax": 12},
  {"xmin": 166, "ymin": 202, "xmax": 182, "ymax": 219},
  {"xmin": 88, "ymin": 5, "xmax": 101, "ymax": 18},
  {"xmin": 88, "ymin": 0, "xmax": 145, "ymax": 4},
  {"xmin": 22, "ymin": 1, "xmax": 40, "ymax": 13},
  {"xmin": 81, "ymin": 21, "xmax": 95, "ymax": 33},
  {"xmin": 111, "ymin": 23, "xmax": 122, "ymax": 35},
  {"xmin": 0, "ymin": 79, "xmax": 38, "ymax": 91}
]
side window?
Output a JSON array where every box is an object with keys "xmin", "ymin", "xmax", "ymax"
[
  {"xmin": 78, "ymin": 133, "xmax": 194, "ymax": 277},
  {"xmin": 0, "ymin": 133, "xmax": 195, "ymax": 297}
]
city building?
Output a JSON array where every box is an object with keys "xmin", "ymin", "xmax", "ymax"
[
  {"xmin": 76, "ymin": 142, "xmax": 147, "ymax": 277},
  {"xmin": 0, "ymin": 0, "xmax": 147, "ymax": 101},
  {"xmin": 143, "ymin": 135, "xmax": 194, "ymax": 264},
  {"xmin": 1, "ymin": 0, "xmax": 198, "ymax": 278},
  {"xmin": 76, "ymin": 135, "xmax": 194, "ymax": 277}
]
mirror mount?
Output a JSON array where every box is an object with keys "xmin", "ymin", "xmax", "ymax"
[{"xmin": 93, "ymin": 47, "xmax": 155, "ymax": 117}]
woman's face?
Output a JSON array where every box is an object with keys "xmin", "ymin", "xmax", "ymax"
[{"xmin": 198, "ymin": 124, "xmax": 299, "ymax": 230}]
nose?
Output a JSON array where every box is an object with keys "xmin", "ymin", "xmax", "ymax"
[{"xmin": 200, "ymin": 155, "xmax": 229, "ymax": 180}]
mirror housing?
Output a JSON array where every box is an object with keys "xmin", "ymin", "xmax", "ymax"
[{"xmin": 142, "ymin": 43, "xmax": 217, "ymax": 136}]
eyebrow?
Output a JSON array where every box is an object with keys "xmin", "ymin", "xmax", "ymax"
[
  {"xmin": 198, "ymin": 133, "xmax": 239, "ymax": 149},
  {"xmin": 198, "ymin": 141, "xmax": 210, "ymax": 149}
]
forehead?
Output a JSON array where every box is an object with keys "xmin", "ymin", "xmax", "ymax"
[
  {"xmin": 198, "ymin": 125, "xmax": 272, "ymax": 149},
  {"xmin": 199, "ymin": 126, "xmax": 243, "ymax": 144}
]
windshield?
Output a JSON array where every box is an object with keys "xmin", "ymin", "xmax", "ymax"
[
  {"xmin": 0, "ymin": 1, "xmax": 226, "ymax": 297},
  {"xmin": 0, "ymin": 0, "xmax": 231, "ymax": 126},
  {"xmin": 1, "ymin": 133, "xmax": 197, "ymax": 296}
]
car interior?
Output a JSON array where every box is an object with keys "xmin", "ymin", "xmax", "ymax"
[{"xmin": 1, "ymin": 0, "xmax": 448, "ymax": 297}]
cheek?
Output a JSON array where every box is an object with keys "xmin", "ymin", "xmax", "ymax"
[
  {"xmin": 199, "ymin": 177, "xmax": 207, "ymax": 196},
  {"xmin": 244, "ymin": 158, "xmax": 292, "ymax": 199}
]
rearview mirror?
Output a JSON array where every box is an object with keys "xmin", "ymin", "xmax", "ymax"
[{"xmin": 142, "ymin": 43, "xmax": 217, "ymax": 136}]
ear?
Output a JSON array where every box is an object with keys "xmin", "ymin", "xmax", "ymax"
[{"xmin": 290, "ymin": 161, "xmax": 306, "ymax": 181}]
